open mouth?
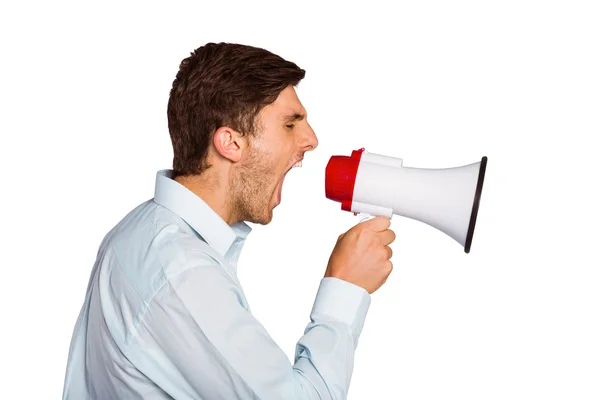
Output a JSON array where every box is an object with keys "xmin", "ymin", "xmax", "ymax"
[
  {"xmin": 287, "ymin": 158, "xmax": 303, "ymax": 173},
  {"xmin": 277, "ymin": 158, "xmax": 303, "ymax": 203}
]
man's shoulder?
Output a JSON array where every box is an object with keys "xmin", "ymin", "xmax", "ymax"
[
  {"xmin": 86, "ymin": 198, "xmax": 234, "ymax": 351},
  {"xmin": 99, "ymin": 198, "xmax": 224, "ymax": 302}
]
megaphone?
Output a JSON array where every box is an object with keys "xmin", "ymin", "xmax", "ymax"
[{"xmin": 325, "ymin": 148, "xmax": 487, "ymax": 253}]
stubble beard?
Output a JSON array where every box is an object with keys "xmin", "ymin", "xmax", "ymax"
[{"xmin": 230, "ymin": 144, "xmax": 278, "ymax": 225}]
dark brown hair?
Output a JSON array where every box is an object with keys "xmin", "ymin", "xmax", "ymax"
[{"xmin": 167, "ymin": 42, "xmax": 306, "ymax": 178}]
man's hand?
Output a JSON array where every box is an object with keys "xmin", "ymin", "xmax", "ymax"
[{"xmin": 324, "ymin": 216, "xmax": 396, "ymax": 294}]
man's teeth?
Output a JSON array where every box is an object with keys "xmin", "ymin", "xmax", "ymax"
[{"xmin": 293, "ymin": 160, "xmax": 303, "ymax": 168}]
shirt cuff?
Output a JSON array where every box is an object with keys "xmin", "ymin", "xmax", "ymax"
[{"xmin": 310, "ymin": 277, "xmax": 371, "ymax": 345}]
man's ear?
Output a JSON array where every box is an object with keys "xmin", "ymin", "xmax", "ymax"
[{"xmin": 213, "ymin": 126, "xmax": 246, "ymax": 163}]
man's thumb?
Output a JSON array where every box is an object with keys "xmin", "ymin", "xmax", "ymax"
[{"xmin": 362, "ymin": 215, "xmax": 391, "ymax": 231}]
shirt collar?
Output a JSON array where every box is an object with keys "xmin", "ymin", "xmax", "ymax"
[{"xmin": 152, "ymin": 169, "xmax": 252, "ymax": 257}]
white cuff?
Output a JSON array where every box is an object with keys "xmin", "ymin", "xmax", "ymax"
[{"xmin": 310, "ymin": 277, "xmax": 371, "ymax": 345}]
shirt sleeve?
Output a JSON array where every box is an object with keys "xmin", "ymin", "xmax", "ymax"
[{"xmin": 125, "ymin": 254, "xmax": 371, "ymax": 400}]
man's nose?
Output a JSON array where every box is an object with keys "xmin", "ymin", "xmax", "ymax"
[{"xmin": 301, "ymin": 124, "xmax": 319, "ymax": 152}]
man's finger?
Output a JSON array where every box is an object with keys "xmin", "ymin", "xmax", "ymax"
[
  {"xmin": 385, "ymin": 245, "xmax": 393, "ymax": 260},
  {"xmin": 377, "ymin": 229, "xmax": 396, "ymax": 246}
]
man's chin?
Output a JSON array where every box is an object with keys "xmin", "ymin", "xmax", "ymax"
[
  {"xmin": 263, "ymin": 209, "xmax": 274, "ymax": 225},
  {"xmin": 248, "ymin": 209, "xmax": 274, "ymax": 225}
]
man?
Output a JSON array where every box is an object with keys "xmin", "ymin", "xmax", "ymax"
[{"xmin": 62, "ymin": 42, "xmax": 396, "ymax": 399}]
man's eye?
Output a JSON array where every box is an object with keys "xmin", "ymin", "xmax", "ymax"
[{"xmin": 285, "ymin": 124, "xmax": 295, "ymax": 129}]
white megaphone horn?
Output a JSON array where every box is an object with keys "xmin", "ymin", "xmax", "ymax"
[{"xmin": 325, "ymin": 148, "xmax": 488, "ymax": 253}]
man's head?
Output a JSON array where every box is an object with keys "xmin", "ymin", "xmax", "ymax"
[{"xmin": 167, "ymin": 42, "xmax": 318, "ymax": 225}]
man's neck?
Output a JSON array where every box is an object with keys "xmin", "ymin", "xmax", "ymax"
[{"xmin": 174, "ymin": 172, "xmax": 236, "ymax": 225}]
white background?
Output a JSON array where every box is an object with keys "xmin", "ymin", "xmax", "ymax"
[{"xmin": 1, "ymin": 0, "xmax": 599, "ymax": 398}]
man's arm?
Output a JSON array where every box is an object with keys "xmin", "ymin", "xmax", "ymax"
[{"xmin": 125, "ymin": 254, "xmax": 371, "ymax": 400}]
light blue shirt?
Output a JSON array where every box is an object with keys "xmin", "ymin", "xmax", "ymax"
[{"xmin": 62, "ymin": 169, "xmax": 371, "ymax": 399}]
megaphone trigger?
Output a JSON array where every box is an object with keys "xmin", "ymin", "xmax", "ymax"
[{"xmin": 357, "ymin": 212, "xmax": 373, "ymax": 223}]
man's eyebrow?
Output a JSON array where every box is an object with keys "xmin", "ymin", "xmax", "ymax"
[{"xmin": 281, "ymin": 113, "xmax": 306, "ymax": 122}]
